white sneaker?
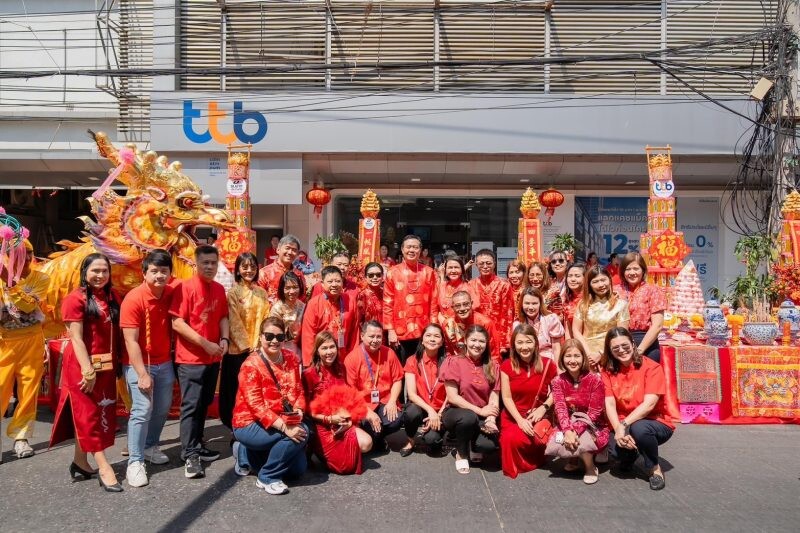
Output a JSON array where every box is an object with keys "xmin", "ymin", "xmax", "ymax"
[
  {"xmin": 256, "ymin": 479, "xmax": 288, "ymax": 495},
  {"xmin": 232, "ymin": 442, "xmax": 250, "ymax": 476},
  {"xmin": 126, "ymin": 461, "xmax": 149, "ymax": 487},
  {"xmin": 144, "ymin": 445, "xmax": 169, "ymax": 465}
]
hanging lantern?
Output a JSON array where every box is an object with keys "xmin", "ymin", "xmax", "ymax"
[
  {"xmin": 539, "ymin": 187, "xmax": 565, "ymax": 223},
  {"xmin": 306, "ymin": 183, "xmax": 331, "ymax": 218}
]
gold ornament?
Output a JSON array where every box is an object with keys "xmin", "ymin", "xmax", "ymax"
[
  {"xmin": 781, "ymin": 190, "xmax": 800, "ymax": 219},
  {"xmin": 360, "ymin": 189, "xmax": 381, "ymax": 218},
  {"xmin": 520, "ymin": 187, "xmax": 541, "ymax": 219}
]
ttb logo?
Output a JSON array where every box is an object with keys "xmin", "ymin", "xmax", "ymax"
[{"xmin": 183, "ymin": 100, "xmax": 268, "ymax": 144}]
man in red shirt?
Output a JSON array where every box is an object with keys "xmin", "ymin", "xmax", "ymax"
[
  {"xmin": 468, "ymin": 249, "xmax": 513, "ymax": 356},
  {"xmin": 310, "ymin": 251, "xmax": 359, "ymax": 299},
  {"xmin": 170, "ymin": 245, "xmax": 230, "ymax": 479},
  {"xmin": 383, "ymin": 235, "xmax": 439, "ymax": 364},
  {"xmin": 439, "ymin": 290, "xmax": 500, "ymax": 361},
  {"xmin": 258, "ymin": 235, "xmax": 305, "ymax": 304},
  {"xmin": 301, "ymin": 266, "xmax": 359, "ymax": 366},
  {"xmin": 344, "ymin": 320, "xmax": 413, "ymax": 456},
  {"xmin": 263, "ymin": 235, "xmax": 280, "ymax": 266},
  {"xmin": 120, "ymin": 249, "xmax": 175, "ymax": 487}
]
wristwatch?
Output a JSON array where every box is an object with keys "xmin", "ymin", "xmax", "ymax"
[{"xmin": 620, "ymin": 419, "xmax": 628, "ymax": 430}]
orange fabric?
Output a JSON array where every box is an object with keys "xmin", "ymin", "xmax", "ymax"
[
  {"xmin": 469, "ymin": 275, "xmax": 514, "ymax": 350},
  {"xmin": 404, "ymin": 354, "xmax": 446, "ymax": 411},
  {"xmin": 437, "ymin": 279, "xmax": 479, "ymax": 318},
  {"xmin": 344, "ymin": 344, "xmax": 403, "ymax": 408},
  {"xmin": 301, "ymin": 292, "xmax": 359, "ymax": 367},
  {"xmin": 231, "ymin": 349, "xmax": 306, "ymax": 430},
  {"xmin": 601, "ymin": 357, "xmax": 676, "ymax": 430},
  {"xmin": 169, "ymin": 276, "xmax": 228, "ymax": 365},
  {"xmin": 119, "ymin": 282, "xmax": 174, "ymax": 366},
  {"xmin": 257, "ymin": 261, "xmax": 305, "ymax": 304},
  {"xmin": 382, "ymin": 261, "xmax": 439, "ymax": 341}
]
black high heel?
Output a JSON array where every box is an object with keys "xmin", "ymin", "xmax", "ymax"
[
  {"xmin": 69, "ymin": 462, "xmax": 96, "ymax": 481},
  {"xmin": 98, "ymin": 475, "xmax": 123, "ymax": 493}
]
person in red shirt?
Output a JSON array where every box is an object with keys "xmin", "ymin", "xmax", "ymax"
[
  {"xmin": 170, "ymin": 244, "xmax": 230, "ymax": 479},
  {"xmin": 263, "ymin": 235, "xmax": 280, "ymax": 266},
  {"xmin": 310, "ymin": 252, "xmax": 359, "ymax": 299},
  {"xmin": 231, "ymin": 316, "xmax": 308, "ymax": 495},
  {"xmin": 258, "ymin": 235, "xmax": 305, "ymax": 304},
  {"xmin": 383, "ymin": 235, "xmax": 439, "ymax": 363},
  {"xmin": 403, "ymin": 323, "xmax": 447, "ymax": 456},
  {"xmin": 356, "ymin": 262, "xmax": 384, "ymax": 329},
  {"xmin": 602, "ymin": 327, "xmax": 675, "ymax": 491},
  {"xmin": 344, "ymin": 320, "xmax": 412, "ymax": 456},
  {"xmin": 301, "ymin": 266, "xmax": 359, "ymax": 367},
  {"xmin": 440, "ymin": 290, "xmax": 500, "ymax": 361},
  {"xmin": 468, "ymin": 249, "xmax": 513, "ymax": 356},
  {"xmin": 441, "ymin": 324, "xmax": 500, "ymax": 475},
  {"xmin": 614, "ymin": 253, "xmax": 666, "ymax": 363},
  {"xmin": 120, "ymin": 249, "xmax": 175, "ymax": 488},
  {"xmin": 606, "ymin": 253, "xmax": 621, "ymax": 284}
]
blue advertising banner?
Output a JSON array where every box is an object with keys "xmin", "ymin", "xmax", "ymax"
[
  {"xmin": 574, "ymin": 197, "xmax": 648, "ymax": 261},
  {"xmin": 677, "ymin": 197, "xmax": 720, "ymax": 290}
]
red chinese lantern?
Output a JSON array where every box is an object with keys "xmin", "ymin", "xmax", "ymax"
[
  {"xmin": 306, "ymin": 183, "xmax": 331, "ymax": 218},
  {"xmin": 539, "ymin": 187, "xmax": 565, "ymax": 223}
]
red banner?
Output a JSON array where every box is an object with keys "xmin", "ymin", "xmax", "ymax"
[
  {"xmin": 217, "ymin": 228, "xmax": 256, "ymax": 270},
  {"xmin": 788, "ymin": 220, "xmax": 800, "ymax": 263},
  {"xmin": 358, "ymin": 217, "xmax": 380, "ymax": 265},
  {"xmin": 517, "ymin": 218, "xmax": 542, "ymax": 264},
  {"xmin": 648, "ymin": 229, "xmax": 690, "ymax": 269}
]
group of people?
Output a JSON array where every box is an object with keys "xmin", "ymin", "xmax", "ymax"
[{"xmin": 0, "ymin": 232, "xmax": 675, "ymax": 496}]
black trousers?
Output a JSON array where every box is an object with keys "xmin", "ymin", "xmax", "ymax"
[
  {"xmin": 609, "ymin": 419, "xmax": 673, "ymax": 471},
  {"xmin": 403, "ymin": 403, "xmax": 444, "ymax": 448},
  {"xmin": 177, "ymin": 362, "xmax": 220, "ymax": 460},
  {"xmin": 397, "ymin": 338, "xmax": 421, "ymax": 366},
  {"xmin": 219, "ymin": 352, "xmax": 249, "ymax": 431},
  {"xmin": 359, "ymin": 403, "xmax": 406, "ymax": 445},
  {"xmin": 442, "ymin": 407, "xmax": 498, "ymax": 459},
  {"xmin": 630, "ymin": 330, "xmax": 661, "ymax": 364}
]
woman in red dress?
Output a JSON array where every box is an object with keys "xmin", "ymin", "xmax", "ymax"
[
  {"xmin": 437, "ymin": 257, "xmax": 478, "ymax": 322},
  {"xmin": 506, "ymin": 259, "xmax": 527, "ymax": 309},
  {"xmin": 356, "ymin": 262, "xmax": 384, "ymax": 329},
  {"xmin": 499, "ymin": 323, "xmax": 558, "ymax": 478},
  {"xmin": 563, "ymin": 263, "xmax": 585, "ymax": 339},
  {"xmin": 303, "ymin": 331, "xmax": 372, "ymax": 474},
  {"xmin": 551, "ymin": 339, "xmax": 610, "ymax": 484},
  {"xmin": 50, "ymin": 253, "xmax": 123, "ymax": 492}
]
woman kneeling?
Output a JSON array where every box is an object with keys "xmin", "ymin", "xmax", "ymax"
[{"xmin": 231, "ymin": 317, "xmax": 308, "ymax": 495}]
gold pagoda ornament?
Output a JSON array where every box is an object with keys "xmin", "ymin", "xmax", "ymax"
[
  {"xmin": 360, "ymin": 189, "xmax": 381, "ymax": 218},
  {"xmin": 518, "ymin": 187, "xmax": 543, "ymax": 263},
  {"xmin": 357, "ymin": 189, "xmax": 381, "ymax": 265},
  {"xmin": 520, "ymin": 187, "xmax": 542, "ymax": 219}
]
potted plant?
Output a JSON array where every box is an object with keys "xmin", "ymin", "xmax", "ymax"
[
  {"xmin": 314, "ymin": 234, "xmax": 348, "ymax": 266},
  {"xmin": 548, "ymin": 233, "xmax": 581, "ymax": 261},
  {"xmin": 731, "ymin": 234, "xmax": 779, "ymax": 344}
]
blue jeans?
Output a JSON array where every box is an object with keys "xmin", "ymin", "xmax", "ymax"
[
  {"xmin": 233, "ymin": 422, "xmax": 309, "ymax": 484},
  {"xmin": 124, "ymin": 362, "xmax": 176, "ymax": 464}
]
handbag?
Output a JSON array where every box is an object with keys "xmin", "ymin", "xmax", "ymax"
[
  {"xmin": 545, "ymin": 412, "xmax": 599, "ymax": 458},
  {"xmin": 90, "ymin": 318, "xmax": 115, "ymax": 372},
  {"xmin": 257, "ymin": 350, "xmax": 295, "ymax": 414},
  {"xmin": 528, "ymin": 359, "xmax": 553, "ymax": 444}
]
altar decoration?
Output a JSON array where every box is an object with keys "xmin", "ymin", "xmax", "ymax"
[
  {"xmin": 731, "ymin": 346, "xmax": 800, "ymax": 418},
  {"xmin": 517, "ymin": 188, "xmax": 543, "ymax": 264},
  {"xmin": 216, "ymin": 147, "xmax": 257, "ymax": 270},
  {"xmin": 639, "ymin": 146, "xmax": 691, "ymax": 289},
  {"xmin": 675, "ymin": 345, "xmax": 722, "ymax": 404},
  {"xmin": 777, "ymin": 189, "xmax": 800, "ymax": 266},
  {"xmin": 668, "ymin": 260, "xmax": 705, "ymax": 317},
  {"xmin": 357, "ymin": 190, "xmax": 381, "ymax": 266},
  {"xmin": 38, "ymin": 131, "xmax": 234, "ymax": 326}
]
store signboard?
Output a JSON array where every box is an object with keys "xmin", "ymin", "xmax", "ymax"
[
  {"xmin": 677, "ymin": 197, "xmax": 720, "ymax": 290},
  {"xmin": 574, "ymin": 197, "xmax": 648, "ymax": 261}
]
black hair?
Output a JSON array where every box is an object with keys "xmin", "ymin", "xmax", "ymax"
[
  {"xmin": 142, "ymin": 249, "xmax": 172, "ymax": 273},
  {"xmin": 194, "ymin": 244, "xmax": 219, "ymax": 259},
  {"xmin": 364, "ymin": 261, "xmax": 383, "ymax": 275},
  {"xmin": 320, "ymin": 265, "xmax": 343, "ymax": 280},
  {"xmin": 414, "ymin": 323, "xmax": 447, "ymax": 367},
  {"xmin": 475, "ymin": 248, "xmax": 496, "ymax": 261},
  {"xmin": 79, "ymin": 253, "xmax": 120, "ymax": 324},
  {"xmin": 234, "ymin": 252, "xmax": 259, "ymax": 283},
  {"xmin": 360, "ymin": 319, "xmax": 383, "ymax": 334},
  {"xmin": 464, "ymin": 324, "xmax": 495, "ymax": 385},
  {"xmin": 402, "ymin": 234, "xmax": 422, "ymax": 246},
  {"xmin": 278, "ymin": 271, "xmax": 305, "ymax": 301}
]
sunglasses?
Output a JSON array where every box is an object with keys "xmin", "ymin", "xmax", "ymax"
[
  {"xmin": 262, "ymin": 333, "xmax": 286, "ymax": 342},
  {"xmin": 550, "ymin": 258, "xmax": 567, "ymax": 264},
  {"xmin": 366, "ymin": 272, "xmax": 383, "ymax": 278}
]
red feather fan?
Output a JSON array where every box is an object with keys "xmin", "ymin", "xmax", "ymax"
[{"xmin": 310, "ymin": 384, "xmax": 369, "ymax": 423}]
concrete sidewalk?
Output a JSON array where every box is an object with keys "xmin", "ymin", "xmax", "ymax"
[{"xmin": 1, "ymin": 409, "xmax": 798, "ymax": 532}]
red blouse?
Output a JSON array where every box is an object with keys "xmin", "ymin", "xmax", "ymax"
[
  {"xmin": 440, "ymin": 355, "xmax": 499, "ymax": 408},
  {"xmin": 551, "ymin": 371, "xmax": 609, "ymax": 440},
  {"xmin": 468, "ymin": 275, "xmax": 514, "ymax": 350},
  {"xmin": 62, "ymin": 288, "xmax": 119, "ymax": 359},
  {"xmin": 231, "ymin": 349, "xmax": 307, "ymax": 430},
  {"xmin": 302, "ymin": 363, "xmax": 347, "ymax": 405},
  {"xmin": 404, "ymin": 354, "xmax": 447, "ymax": 411},
  {"xmin": 614, "ymin": 282, "xmax": 666, "ymax": 332},
  {"xmin": 356, "ymin": 286, "xmax": 383, "ymax": 326},
  {"xmin": 499, "ymin": 358, "xmax": 557, "ymax": 416}
]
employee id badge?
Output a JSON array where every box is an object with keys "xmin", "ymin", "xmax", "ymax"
[
  {"xmin": 370, "ymin": 389, "xmax": 380, "ymax": 403},
  {"xmin": 338, "ymin": 331, "xmax": 346, "ymax": 348}
]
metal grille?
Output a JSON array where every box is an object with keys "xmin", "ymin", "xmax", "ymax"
[{"xmin": 117, "ymin": 0, "xmax": 153, "ymax": 141}]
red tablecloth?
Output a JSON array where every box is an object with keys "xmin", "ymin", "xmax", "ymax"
[{"xmin": 662, "ymin": 344, "xmax": 800, "ymax": 424}]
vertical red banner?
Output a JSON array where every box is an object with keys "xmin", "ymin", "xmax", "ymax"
[
  {"xmin": 518, "ymin": 218, "xmax": 542, "ymax": 264},
  {"xmin": 358, "ymin": 217, "xmax": 380, "ymax": 265}
]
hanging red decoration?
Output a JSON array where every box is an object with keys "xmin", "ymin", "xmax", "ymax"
[
  {"xmin": 539, "ymin": 187, "xmax": 565, "ymax": 223},
  {"xmin": 306, "ymin": 183, "xmax": 331, "ymax": 218}
]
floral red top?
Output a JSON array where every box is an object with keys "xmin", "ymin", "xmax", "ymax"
[
  {"xmin": 551, "ymin": 371, "xmax": 610, "ymax": 449},
  {"xmin": 545, "ymin": 281, "xmax": 566, "ymax": 322},
  {"xmin": 469, "ymin": 275, "xmax": 514, "ymax": 350},
  {"xmin": 614, "ymin": 282, "xmax": 666, "ymax": 332},
  {"xmin": 232, "ymin": 349, "xmax": 307, "ymax": 430},
  {"xmin": 563, "ymin": 291, "xmax": 582, "ymax": 334},
  {"xmin": 356, "ymin": 286, "xmax": 383, "ymax": 327}
]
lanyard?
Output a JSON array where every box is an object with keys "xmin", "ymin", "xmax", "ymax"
[
  {"xmin": 361, "ymin": 344, "xmax": 382, "ymax": 389},
  {"xmin": 324, "ymin": 293, "xmax": 345, "ymax": 325},
  {"xmin": 419, "ymin": 356, "xmax": 439, "ymax": 401}
]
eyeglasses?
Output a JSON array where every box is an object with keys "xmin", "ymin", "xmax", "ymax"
[
  {"xmin": 550, "ymin": 258, "xmax": 567, "ymax": 264},
  {"xmin": 452, "ymin": 303, "xmax": 472, "ymax": 310},
  {"xmin": 476, "ymin": 261, "xmax": 494, "ymax": 267},
  {"xmin": 610, "ymin": 343, "xmax": 633, "ymax": 354},
  {"xmin": 262, "ymin": 333, "xmax": 286, "ymax": 342},
  {"xmin": 366, "ymin": 272, "xmax": 383, "ymax": 278}
]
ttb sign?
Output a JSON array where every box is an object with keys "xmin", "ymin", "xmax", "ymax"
[{"xmin": 183, "ymin": 100, "xmax": 268, "ymax": 144}]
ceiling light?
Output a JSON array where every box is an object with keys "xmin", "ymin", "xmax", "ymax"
[
  {"xmin": 427, "ymin": 200, "xmax": 434, "ymax": 203},
  {"xmin": 520, "ymin": 178, "xmax": 530, "ymax": 183},
  {"xmin": 474, "ymin": 200, "xmax": 481, "ymax": 203},
  {"xmin": 411, "ymin": 178, "xmax": 421, "ymax": 182},
  {"xmin": 425, "ymin": 207, "xmax": 431, "ymax": 211},
  {"xmin": 625, "ymin": 181, "xmax": 637, "ymax": 185},
  {"xmin": 87, "ymin": 176, "xmax": 100, "ymax": 181}
]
